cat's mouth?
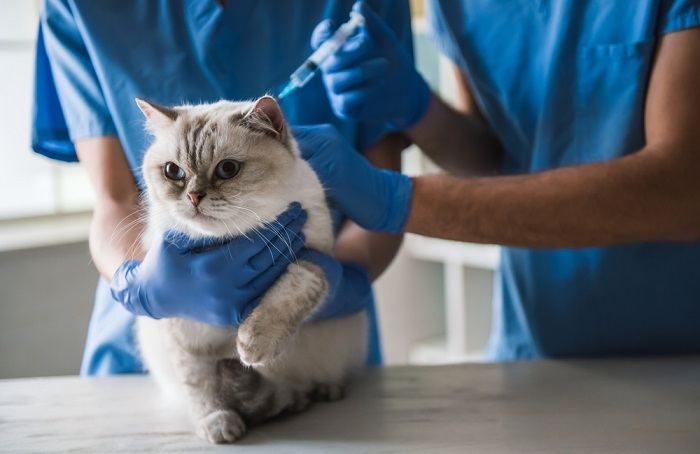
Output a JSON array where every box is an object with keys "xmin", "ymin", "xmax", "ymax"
[
  {"xmin": 178, "ymin": 206, "xmax": 218, "ymax": 224},
  {"xmin": 191, "ymin": 210, "xmax": 216, "ymax": 221}
]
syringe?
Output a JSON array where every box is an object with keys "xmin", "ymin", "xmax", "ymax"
[{"xmin": 278, "ymin": 12, "xmax": 365, "ymax": 99}]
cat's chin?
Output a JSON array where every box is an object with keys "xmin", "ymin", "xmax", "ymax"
[{"xmin": 162, "ymin": 212, "xmax": 230, "ymax": 239}]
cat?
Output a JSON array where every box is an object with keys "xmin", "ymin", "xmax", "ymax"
[{"xmin": 134, "ymin": 95, "xmax": 368, "ymax": 444}]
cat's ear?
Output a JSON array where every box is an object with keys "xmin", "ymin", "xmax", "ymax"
[
  {"xmin": 135, "ymin": 98, "xmax": 178, "ymax": 131},
  {"xmin": 241, "ymin": 95, "xmax": 287, "ymax": 141}
]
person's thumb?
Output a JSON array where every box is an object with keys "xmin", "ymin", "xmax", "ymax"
[
  {"xmin": 352, "ymin": 0, "xmax": 396, "ymax": 43},
  {"xmin": 291, "ymin": 125, "xmax": 321, "ymax": 159},
  {"xmin": 310, "ymin": 19, "xmax": 335, "ymax": 50}
]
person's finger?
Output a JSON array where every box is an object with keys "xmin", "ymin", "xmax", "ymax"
[
  {"xmin": 330, "ymin": 88, "xmax": 374, "ymax": 119},
  {"xmin": 353, "ymin": 0, "xmax": 398, "ymax": 43},
  {"xmin": 247, "ymin": 227, "xmax": 305, "ymax": 275},
  {"xmin": 310, "ymin": 19, "xmax": 335, "ymax": 50},
  {"xmin": 163, "ymin": 230, "xmax": 223, "ymax": 253},
  {"xmin": 247, "ymin": 247, "xmax": 297, "ymax": 293},
  {"xmin": 271, "ymin": 202, "xmax": 304, "ymax": 230},
  {"xmin": 193, "ymin": 220, "xmax": 303, "ymax": 283},
  {"xmin": 228, "ymin": 200, "xmax": 303, "ymax": 246},
  {"xmin": 321, "ymin": 29, "xmax": 372, "ymax": 73},
  {"xmin": 184, "ymin": 203, "xmax": 305, "ymax": 272},
  {"xmin": 297, "ymin": 249, "xmax": 343, "ymax": 294},
  {"xmin": 325, "ymin": 58, "xmax": 387, "ymax": 94},
  {"xmin": 292, "ymin": 125, "xmax": 326, "ymax": 160}
]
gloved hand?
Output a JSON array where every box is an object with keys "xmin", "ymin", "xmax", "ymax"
[
  {"xmin": 298, "ymin": 249, "xmax": 343, "ymax": 304},
  {"xmin": 314, "ymin": 262, "xmax": 373, "ymax": 321},
  {"xmin": 110, "ymin": 203, "xmax": 307, "ymax": 327},
  {"xmin": 311, "ymin": 0, "xmax": 431, "ymax": 130},
  {"xmin": 299, "ymin": 249, "xmax": 373, "ymax": 321},
  {"xmin": 294, "ymin": 124, "xmax": 412, "ymax": 233}
]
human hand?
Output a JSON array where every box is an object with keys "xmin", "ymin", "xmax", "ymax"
[
  {"xmin": 110, "ymin": 203, "xmax": 307, "ymax": 326},
  {"xmin": 298, "ymin": 249, "xmax": 372, "ymax": 321},
  {"xmin": 294, "ymin": 124, "xmax": 412, "ymax": 233},
  {"xmin": 311, "ymin": 0, "xmax": 431, "ymax": 130}
]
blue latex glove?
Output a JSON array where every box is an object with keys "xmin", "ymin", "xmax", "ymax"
[
  {"xmin": 294, "ymin": 124, "xmax": 412, "ymax": 233},
  {"xmin": 300, "ymin": 249, "xmax": 373, "ymax": 321},
  {"xmin": 311, "ymin": 1, "xmax": 431, "ymax": 131},
  {"xmin": 110, "ymin": 203, "xmax": 307, "ymax": 327}
]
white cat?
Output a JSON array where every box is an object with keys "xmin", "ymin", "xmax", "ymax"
[{"xmin": 134, "ymin": 96, "xmax": 367, "ymax": 444}]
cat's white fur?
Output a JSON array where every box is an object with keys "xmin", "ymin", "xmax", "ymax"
[{"xmin": 134, "ymin": 97, "xmax": 367, "ymax": 443}]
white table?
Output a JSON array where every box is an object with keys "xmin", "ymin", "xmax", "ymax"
[{"xmin": 2, "ymin": 357, "xmax": 699, "ymax": 453}]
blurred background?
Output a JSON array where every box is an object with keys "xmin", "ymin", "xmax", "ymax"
[{"xmin": 0, "ymin": 0, "xmax": 497, "ymax": 378}]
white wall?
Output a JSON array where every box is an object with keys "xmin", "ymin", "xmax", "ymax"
[
  {"xmin": 0, "ymin": 242, "xmax": 96, "ymax": 378},
  {"xmin": 374, "ymin": 248, "xmax": 445, "ymax": 364}
]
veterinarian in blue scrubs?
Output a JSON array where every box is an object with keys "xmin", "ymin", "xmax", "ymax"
[
  {"xmin": 33, "ymin": 0, "xmax": 414, "ymax": 374},
  {"xmin": 299, "ymin": 0, "xmax": 700, "ymax": 360}
]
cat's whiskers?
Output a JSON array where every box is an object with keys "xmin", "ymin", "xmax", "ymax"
[
  {"xmin": 109, "ymin": 208, "xmax": 149, "ymax": 246},
  {"xmin": 218, "ymin": 219, "xmax": 238, "ymax": 263},
  {"xmin": 224, "ymin": 206, "xmax": 300, "ymax": 265},
  {"xmin": 109, "ymin": 207, "xmax": 147, "ymax": 243},
  {"xmin": 124, "ymin": 228, "xmax": 148, "ymax": 262},
  {"xmin": 110, "ymin": 215, "xmax": 150, "ymax": 251}
]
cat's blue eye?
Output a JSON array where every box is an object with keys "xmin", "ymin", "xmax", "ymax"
[
  {"xmin": 164, "ymin": 162, "xmax": 185, "ymax": 181},
  {"xmin": 215, "ymin": 159, "xmax": 241, "ymax": 180}
]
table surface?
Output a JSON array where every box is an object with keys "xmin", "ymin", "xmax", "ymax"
[{"xmin": 2, "ymin": 357, "xmax": 699, "ymax": 453}]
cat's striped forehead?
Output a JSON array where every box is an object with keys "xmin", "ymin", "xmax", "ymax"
[{"xmin": 171, "ymin": 101, "xmax": 252, "ymax": 170}]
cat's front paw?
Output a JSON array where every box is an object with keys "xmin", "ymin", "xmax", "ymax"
[
  {"xmin": 236, "ymin": 321, "xmax": 289, "ymax": 367},
  {"xmin": 196, "ymin": 410, "xmax": 246, "ymax": 444}
]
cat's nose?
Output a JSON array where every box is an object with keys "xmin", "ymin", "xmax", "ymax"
[{"xmin": 187, "ymin": 191, "xmax": 207, "ymax": 207}]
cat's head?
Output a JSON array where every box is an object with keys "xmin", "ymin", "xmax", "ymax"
[{"xmin": 138, "ymin": 96, "xmax": 298, "ymax": 238}]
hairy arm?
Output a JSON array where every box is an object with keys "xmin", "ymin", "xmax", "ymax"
[
  {"xmin": 334, "ymin": 133, "xmax": 405, "ymax": 280},
  {"xmin": 406, "ymin": 63, "xmax": 503, "ymax": 176},
  {"xmin": 77, "ymin": 137, "xmax": 145, "ymax": 279},
  {"xmin": 405, "ymin": 28, "xmax": 700, "ymax": 247}
]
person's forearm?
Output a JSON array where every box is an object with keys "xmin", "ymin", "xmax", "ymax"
[
  {"xmin": 333, "ymin": 132, "xmax": 405, "ymax": 279},
  {"xmin": 406, "ymin": 144, "xmax": 700, "ymax": 247},
  {"xmin": 334, "ymin": 221, "xmax": 402, "ymax": 280},
  {"xmin": 89, "ymin": 197, "xmax": 145, "ymax": 280},
  {"xmin": 406, "ymin": 93, "xmax": 503, "ymax": 176},
  {"xmin": 77, "ymin": 136, "xmax": 146, "ymax": 280}
]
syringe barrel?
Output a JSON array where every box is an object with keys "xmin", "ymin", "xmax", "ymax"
[
  {"xmin": 308, "ymin": 12, "xmax": 364, "ymax": 66},
  {"xmin": 290, "ymin": 61, "xmax": 319, "ymax": 87},
  {"xmin": 286, "ymin": 12, "xmax": 364, "ymax": 90}
]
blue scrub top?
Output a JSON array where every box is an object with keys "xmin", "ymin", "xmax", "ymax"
[
  {"xmin": 35, "ymin": 0, "xmax": 413, "ymax": 374},
  {"xmin": 428, "ymin": 0, "xmax": 700, "ymax": 360}
]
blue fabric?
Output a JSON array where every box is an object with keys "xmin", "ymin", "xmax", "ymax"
[
  {"xmin": 428, "ymin": 0, "xmax": 700, "ymax": 361},
  {"xmin": 81, "ymin": 279, "xmax": 141, "ymax": 375},
  {"xmin": 37, "ymin": 0, "xmax": 409, "ymax": 374}
]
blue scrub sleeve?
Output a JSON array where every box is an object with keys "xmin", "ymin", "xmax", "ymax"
[
  {"xmin": 355, "ymin": 0, "xmax": 416, "ymax": 150},
  {"xmin": 424, "ymin": 0, "xmax": 468, "ymax": 70},
  {"xmin": 660, "ymin": 0, "xmax": 700, "ymax": 33},
  {"xmin": 32, "ymin": 24, "xmax": 76, "ymax": 162},
  {"xmin": 34, "ymin": 0, "xmax": 116, "ymax": 162}
]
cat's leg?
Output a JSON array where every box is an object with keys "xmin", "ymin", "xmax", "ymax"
[
  {"xmin": 169, "ymin": 345, "xmax": 246, "ymax": 444},
  {"xmin": 236, "ymin": 260, "xmax": 327, "ymax": 367},
  {"xmin": 167, "ymin": 326, "xmax": 246, "ymax": 443},
  {"xmin": 216, "ymin": 358, "xmax": 311, "ymax": 424},
  {"xmin": 183, "ymin": 356, "xmax": 246, "ymax": 443}
]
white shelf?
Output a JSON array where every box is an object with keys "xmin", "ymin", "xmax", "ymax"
[
  {"xmin": 0, "ymin": 212, "xmax": 91, "ymax": 252},
  {"xmin": 409, "ymin": 337, "xmax": 485, "ymax": 365},
  {"xmin": 404, "ymin": 234, "xmax": 500, "ymax": 270},
  {"xmin": 404, "ymin": 235, "xmax": 498, "ymax": 364}
]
